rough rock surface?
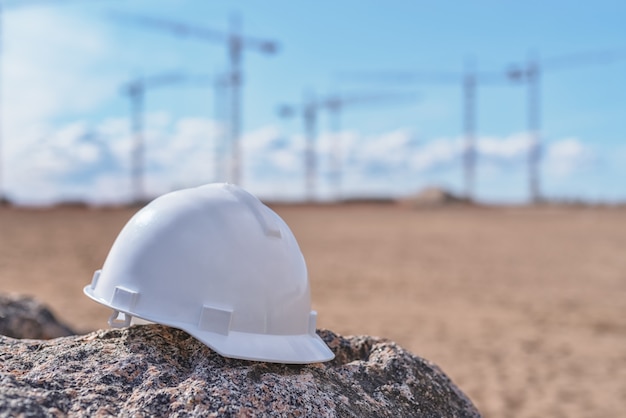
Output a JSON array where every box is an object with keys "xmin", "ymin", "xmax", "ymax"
[
  {"xmin": 0, "ymin": 294, "xmax": 76, "ymax": 339},
  {"xmin": 0, "ymin": 324, "xmax": 481, "ymax": 417}
]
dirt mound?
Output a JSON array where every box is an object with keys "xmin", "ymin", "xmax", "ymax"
[{"xmin": 402, "ymin": 187, "xmax": 472, "ymax": 208}]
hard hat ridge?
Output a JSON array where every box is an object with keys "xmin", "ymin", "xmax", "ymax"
[{"xmin": 84, "ymin": 183, "xmax": 335, "ymax": 364}]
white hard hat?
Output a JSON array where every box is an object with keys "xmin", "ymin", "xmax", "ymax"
[{"xmin": 84, "ymin": 183, "xmax": 334, "ymax": 364}]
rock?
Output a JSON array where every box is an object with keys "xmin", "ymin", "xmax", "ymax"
[
  {"xmin": 0, "ymin": 294, "xmax": 76, "ymax": 339},
  {"xmin": 0, "ymin": 324, "xmax": 480, "ymax": 417}
]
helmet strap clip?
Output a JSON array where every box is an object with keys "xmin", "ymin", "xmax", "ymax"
[{"xmin": 108, "ymin": 310, "xmax": 132, "ymax": 328}]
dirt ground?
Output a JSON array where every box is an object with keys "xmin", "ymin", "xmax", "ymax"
[{"xmin": 0, "ymin": 203, "xmax": 625, "ymax": 417}]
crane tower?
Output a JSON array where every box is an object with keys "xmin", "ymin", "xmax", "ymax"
[
  {"xmin": 111, "ymin": 12, "xmax": 279, "ymax": 186},
  {"xmin": 279, "ymin": 90, "xmax": 417, "ymax": 201}
]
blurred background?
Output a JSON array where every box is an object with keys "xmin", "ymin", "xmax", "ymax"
[
  {"xmin": 0, "ymin": 0, "xmax": 623, "ymax": 205},
  {"xmin": 0, "ymin": 1, "xmax": 625, "ymax": 418}
]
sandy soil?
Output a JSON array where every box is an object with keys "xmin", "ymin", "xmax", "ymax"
[{"xmin": 0, "ymin": 203, "xmax": 624, "ymax": 417}]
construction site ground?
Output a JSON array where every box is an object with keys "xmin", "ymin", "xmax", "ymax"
[{"xmin": 1, "ymin": 203, "xmax": 624, "ymax": 417}]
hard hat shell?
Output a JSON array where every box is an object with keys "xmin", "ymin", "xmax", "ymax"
[{"xmin": 84, "ymin": 183, "xmax": 334, "ymax": 364}]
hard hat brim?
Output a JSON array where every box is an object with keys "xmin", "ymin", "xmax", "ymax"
[
  {"xmin": 84, "ymin": 285, "xmax": 335, "ymax": 364},
  {"xmin": 187, "ymin": 328, "xmax": 336, "ymax": 364}
]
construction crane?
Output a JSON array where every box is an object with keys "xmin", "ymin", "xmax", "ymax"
[
  {"xmin": 337, "ymin": 63, "xmax": 506, "ymax": 201},
  {"xmin": 278, "ymin": 92, "xmax": 317, "ymax": 202},
  {"xmin": 110, "ymin": 11, "xmax": 279, "ymax": 187},
  {"xmin": 121, "ymin": 72, "xmax": 210, "ymax": 203},
  {"xmin": 278, "ymin": 90, "xmax": 417, "ymax": 201},
  {"xmin": 212, "ymin": 72, "xmax": 230, "ymax": 183},
  {"xmin": 507, "ymin": 48, "xmax": 626, "ymax": 204}
]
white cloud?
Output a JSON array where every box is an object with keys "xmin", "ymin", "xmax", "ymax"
[
  {"xmin": 544, "ymin": 138, "xmax": 594, "ymax": 177},
  {"xmin": 4, "ymin": 114, "xmax": 606, "ymax": 205},
  {"xmin": 151, "ymin": 117, "xmax": 219, "ymax": 189},
  {"xmin": 409, "ymin": 137, "xmax": 460, "ymax": 171},
  {"xmin": 2, "ymin": 6, "xmax": 126, "ymax": 203},
  {"xmin": 242, "ymin": 125, "xmax": 303, "ymax": 178},
  {"xmin": 8, "ymin": 114, "xmax": 221, "ymax": 204},
  {"xmin": 340, "ymin": 129, "xmax": 415, "ymax": 181},
  {"xmin": 269, "ymin": 149, "xmax": 300, "ymax": 171},
  {"xmin": 360, "ymin": 129, "xmax": 412, "ymax": 157},
  {"xmin": 242, "ymin": 125, "xmax": 282, "ymax": 153},
  {"xmin": 477, "ymin": 133, "xmax": 533, "ymax": 159}
]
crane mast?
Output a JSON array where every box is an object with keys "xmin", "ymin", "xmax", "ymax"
[
  {"xmin": 122, "ymin": 72, "xmax": 200, "ymax": 203},
  {"xmin": 342, "ymin": 47, "xmax": 626, "ymax": 203},
  {"xmin": 338, "ymin": 65, "xmax": 504, "ymax": 201},
  {"xmin": 110, "ymin": 11, "xmax": 279, "ymax": 187},
  {"xmin": 280, "ymin": 90, "xmax": 417, "ymax": 201},
  {"xmin": 507, "ymin": 48, "xmax": 626, "ymax": 204}
]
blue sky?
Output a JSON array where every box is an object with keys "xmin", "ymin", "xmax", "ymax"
[{"xmin": 2, "ymin": 0, "xmax": 625, "ymax": 204}]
